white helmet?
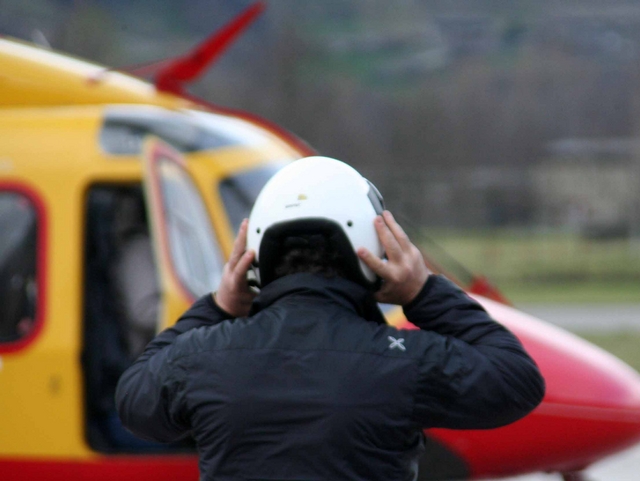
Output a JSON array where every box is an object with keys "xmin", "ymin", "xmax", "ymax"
[{"xmin": 247, "ymin": 156, "xmax": 385, "ymax": 289}]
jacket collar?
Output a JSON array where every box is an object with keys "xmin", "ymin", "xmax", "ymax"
[{"xmin": 250, "ymin": 273, "xmax": 387, "ymax": 325}]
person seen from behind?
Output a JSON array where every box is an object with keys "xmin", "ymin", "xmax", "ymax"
[{"xmin": 116, "ymin": 156, "xmax": 545, "ymax": 480}]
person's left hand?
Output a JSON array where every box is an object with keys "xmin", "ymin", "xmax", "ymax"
[
  {"xmin": 357, "ymin": 211, "xmax": 431, "ymax": 306},
  {"xmin": 213, "ymin": 219, "xmax": 256, "ymax": 317}
]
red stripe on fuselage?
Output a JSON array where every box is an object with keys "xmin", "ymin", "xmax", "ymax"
[{"xmin": 0, "ymin": 456, "xmax": 199, "ymax": 481}]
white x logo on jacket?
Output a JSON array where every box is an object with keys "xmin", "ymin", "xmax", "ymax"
[{"xmin": 387, "ymin": 336, "xmax": 406, "ymax": 351}]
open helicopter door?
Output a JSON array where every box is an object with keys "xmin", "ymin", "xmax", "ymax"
[{"xmin": 142, "ymin": 137, "xmax": 226, "ymax": 329}]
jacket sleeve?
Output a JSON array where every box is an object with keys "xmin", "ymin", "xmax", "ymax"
[
  {"xmin": 115, "ymin": 294, "xmax": 232, "ymax": 442},
  {"xmin": 404, "ymin": 275, "xmax": 545, "ymax": 430}
]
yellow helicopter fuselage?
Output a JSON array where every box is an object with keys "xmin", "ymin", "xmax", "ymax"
[{"xmin": 0, "ymin": 37, "xmax": 314, "ymax": 478}]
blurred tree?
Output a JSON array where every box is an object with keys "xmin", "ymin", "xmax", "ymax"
[
  {"xmin": 55, "ymin": 1, "xmax": 119, "ymax": 64},
  {"xmin": 3, "ymin": 0, "xmax": 640, "ymax": 230}
]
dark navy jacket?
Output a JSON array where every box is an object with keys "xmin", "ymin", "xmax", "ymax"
[{"xmin": 116, "ymin": 273, "xmax": 544, "ymax": 481}]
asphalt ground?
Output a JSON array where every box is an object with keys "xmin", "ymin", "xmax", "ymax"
[
  {"xmin": 486, "ymin": 303, "xmax": 640, "ymax": 481},
  {"xmin": 493, "ymin": 442, "xmax": 640, "ymax": 480},
  {"xmin": 517, "ymin": 304, "xmax": 640, "ymax": 332}
]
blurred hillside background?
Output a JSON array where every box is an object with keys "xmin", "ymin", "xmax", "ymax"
[{"xmin": 3, "ymin": 0, "xmax": 640, "ymax": 304}]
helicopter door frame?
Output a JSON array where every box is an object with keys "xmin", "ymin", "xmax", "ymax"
[{"xmin": 141, "ymin": 137, "xmax": 225, "ymax": 329}]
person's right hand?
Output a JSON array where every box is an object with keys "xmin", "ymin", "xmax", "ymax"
[
  {"xmin": 357, "ymin": 211, "xmax": 431, "ymax": 306},
  {"xmin": 213, "ymin": 219, "xmax": 256, "ymax": 317}
]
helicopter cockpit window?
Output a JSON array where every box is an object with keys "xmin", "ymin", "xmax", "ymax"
[
  {"xmin": 218, "ymin": 163, "xmax": 285, "ymax": 233},
  {"xmin": 0, "ymin": 192, "xmax": 38, "ymax": 343},
  {"xmin": 156, "ymin": 157, "xmax": 225, "ymax": 297}
]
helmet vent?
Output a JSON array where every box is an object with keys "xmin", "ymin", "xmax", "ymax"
[
  {"xmin": 256, "ymin": 228, "xmax": 261, "ymax": 234},
  {"xmin": 347, "ymin": 220, "xmax": 353, "ymax": 227}
]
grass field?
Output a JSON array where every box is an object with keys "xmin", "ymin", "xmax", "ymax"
[
  {"xmin": 418, "ymin": 229, "xmax": 640, "ymax": 303},
  {"xmin": 416, "ymin": 229, "xmax": 640, "ymax": 371},
  {"xmin": 577, "ymin": 331, "xmax": 640, "ymax": 373}
]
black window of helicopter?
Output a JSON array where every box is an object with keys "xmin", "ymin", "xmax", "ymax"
[
  {"xmin": 0, "ymin": 192, "xmax": 38, "ymax": 343},
  {"xmin": 218, "ymin": 163, "xmax": 285, "ymax": 233},
  {"xmin": 83, "ymin": 186, "xmax": 195, "ymax": 453}
]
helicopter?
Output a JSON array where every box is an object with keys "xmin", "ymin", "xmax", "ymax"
[{"xmin": 1, "ymin": 3, "xmax": 640, "ymax": 480}]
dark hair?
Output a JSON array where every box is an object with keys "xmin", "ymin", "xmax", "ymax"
[{"xmin": 273, "ymin": 234, "xmax": 345, "ymax": 280}]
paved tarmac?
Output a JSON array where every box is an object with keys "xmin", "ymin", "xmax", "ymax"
[
  {"xmin": 492, "ymin": 442, "xmax": 640, "ymax": 480},
  {"xmin": 517, "ymin": 303, "xmax": 640, "ymax": 332},
  {"xmin": 485, "ymin": 302, "xmax": 640, "ymax": 480}
]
